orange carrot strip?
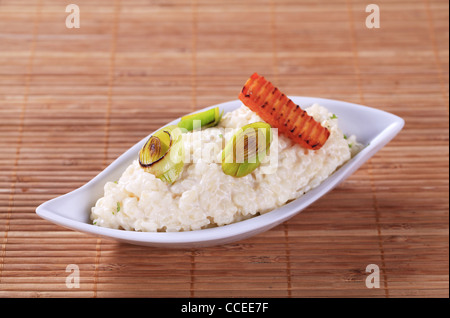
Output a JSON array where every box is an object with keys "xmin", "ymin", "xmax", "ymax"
[{"xmin": 238, "ymin": 73, "xmax": 330, "ymax": 150}]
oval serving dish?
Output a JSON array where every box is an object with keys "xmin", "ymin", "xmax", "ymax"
[{"xmin": 36, "ymin": 97, "xmax": 404, "ymax": 248}]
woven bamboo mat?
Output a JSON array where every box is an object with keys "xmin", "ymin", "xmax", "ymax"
[{"xmin": 0, "ymin": 0, "xmax": 448, "ymax": 298}]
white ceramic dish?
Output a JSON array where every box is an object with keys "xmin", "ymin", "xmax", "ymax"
[{"xmin": 36, "ymin": 97, "xmax": 404, "ymax": 248}]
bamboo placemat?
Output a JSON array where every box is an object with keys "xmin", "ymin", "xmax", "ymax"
[{"xmin": 0, "ymin": 0, "xmax": 448, "ymax": 298}]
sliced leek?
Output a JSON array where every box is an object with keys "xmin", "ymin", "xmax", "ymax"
[
  {"xmin": 139, "ymin": 125, "xmax": 185, "ymax": 183},
  {"xmin": 177, "ymin": 107, "xmax": 223, "ymax": 131},
  {"xmin": 222, "ymin": 122, "xmax": 272, "ymax": 178}
]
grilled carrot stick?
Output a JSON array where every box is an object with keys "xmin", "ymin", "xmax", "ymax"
[{"xmin": 238, "ymin": 73, "xmax": 330, "ymax": 150}]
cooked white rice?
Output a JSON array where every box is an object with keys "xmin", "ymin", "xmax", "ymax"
[{"xmin": 90, "ymin": 104, "xmax": 361, "ymax": 232}]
